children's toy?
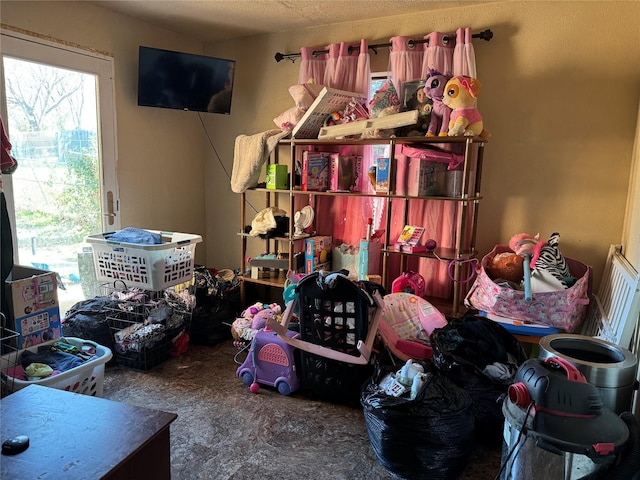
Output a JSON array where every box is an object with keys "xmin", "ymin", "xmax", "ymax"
[
  {"xmin": 509, "ymin": 232, "xmax": 540, "ymax": 301},
  {"xmin": 442, "ymin": 75, "xmax": 489, "ymax": 138},
  {"xmin": 486, "ymin": 251, "xmax": 525, "ymax": 284},
  {"xmin": 391, "ymin": 271, "xmax": 426, "ymax": 297},
  {"xmin": 530, "ymin": 232, "xmax": 572, "ymax": 290},
  {"xmin": 236, "ymin": 325, "xmax": 300, "ymax": 395},
  {"xmin": 231, "ymin": 302, "xmax": 282, "ymax": 345},
  {"xmin": 378, "ymin": 292, "xmax": 447, "ymax": 361},
  {"xmin": 423, "ymin": 69, "xmax": 452, "ymax": 137}
]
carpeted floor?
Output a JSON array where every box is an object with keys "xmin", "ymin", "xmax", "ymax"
[{"xmin": 102, "ymin": 340, "xmax": 504, "ymax": 480}]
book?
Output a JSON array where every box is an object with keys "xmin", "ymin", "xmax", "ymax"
[{"xmin": 292, "ymin": 87, "xmax": 366, "ymax": 139}]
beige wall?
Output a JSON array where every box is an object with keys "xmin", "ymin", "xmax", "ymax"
[
  {"xmin": 2, "ymin": 1, "xmax": 639, "ymax": 290},
  {"xmin": 623, "ymin": 101, "xmax": 640, "ymax": 271},
  {"xmin": 1, "ymin": 1, "xmax": 210, "ymax": 264},
  {"xmin": 204, "ymin": 1, "xmax": 640, "ymax": 289}
]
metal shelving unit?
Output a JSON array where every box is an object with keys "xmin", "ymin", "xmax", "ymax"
[{"xmin": 238, "ymin": 135, "xmax": 486, "ymax": 315}]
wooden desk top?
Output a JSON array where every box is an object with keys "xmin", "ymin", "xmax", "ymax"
[{"xmin": 1, "ymin": 385, "xmax": 177, "ymax": 480}]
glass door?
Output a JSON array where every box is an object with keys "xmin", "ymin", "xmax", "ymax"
[{"xmin": 1, "ymin": 30, "xmax": 119, "ymax": 316}]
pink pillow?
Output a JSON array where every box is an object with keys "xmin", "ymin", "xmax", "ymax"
[
  {"xmin": 288, "ymin": 82, "xmax": 325, "ymax": 109},
  {"xmin": 273, "ymin": 106, "xmax": 306, "ymax": 131}
]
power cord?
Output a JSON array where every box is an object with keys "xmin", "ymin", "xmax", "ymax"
[
  {"xmin": 493, "ymin": 401, "xmax": 535, "ymax": 480},
  {"xmin": 198, "ymin": 112, "xmax": 259, "ymax": 214}
]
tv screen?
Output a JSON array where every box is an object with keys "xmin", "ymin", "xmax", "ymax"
[{"xmin": 137, "ymin": 46, "xmax": 235, "ymax": 114}]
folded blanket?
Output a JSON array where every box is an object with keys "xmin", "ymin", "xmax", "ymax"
[
  {"xmin": 231, "ymin": 129, "xmax": 290, "ymax": 193},
  {"xmin": 105, "ymin": 227, "xmax": 161, "ymax": 245}
]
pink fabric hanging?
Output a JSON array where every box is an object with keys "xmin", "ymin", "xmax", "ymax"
[
  {"xmin": 332, "ymin": 43, "xmax": 356, "ymax": 91},
  {"xmin": 297, "ymin": 39, "xmax": 375, "ymax": 249},
  {"xmin": 421, "ymin": 32, "xmax": 455, "ymax": 78},
  {"xmin": 388, "ymin": 36, "xmax": 424, "ymax": 96},
  {"xmin": 355, "ymin": 39, "xmax": 371, "ymax": 97},
  {"xmin": 453, "ymin": 27, "xmax": 477, "ymax": 77},
  {"xmin": 323, "ymin": 43, "xmax": 340, "ymax": 88},
  {"xmin": 324, "ymin": 40, "xmax": 376, "ymax": 246},
  {"xmin": 298, "ymin": 46, "xmax": 329, "ymax": 85},
  {"xmin": 387, "ymin": 27, "xmax": 473, "ymax": 299}
]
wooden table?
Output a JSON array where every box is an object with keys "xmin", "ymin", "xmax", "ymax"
[{"xmin": 1, "ymin": 384, "xmax": 177, "ymax": 479}]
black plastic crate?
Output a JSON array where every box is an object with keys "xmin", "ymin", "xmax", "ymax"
[
  {"xmin": 298, "ymin": 350, "xmax": 373, "ymax": 406},
  {"xmin": 114, "ymin": 341, "xmax": 170, "ymax": 372},
  {"xmin": 296, "ymin": 273, "xmax": 375, "ymax": 356},
  {"xmin": 293, "ymin": 272, "xmax": 381, "ymax": 404}
]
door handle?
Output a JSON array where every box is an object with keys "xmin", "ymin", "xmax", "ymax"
[{"xmin": 103, "ymin": 190, "xmax": 116, "ymax": 225}]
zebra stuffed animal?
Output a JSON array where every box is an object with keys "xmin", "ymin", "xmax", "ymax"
[{"xmin": 531, "ymin": 232, "xmax": 572, "ymax": 289}]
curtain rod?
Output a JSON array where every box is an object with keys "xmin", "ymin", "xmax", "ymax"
[{"xmin": 274, "ymin": 28, "xmax": 493, "ymax": 63}]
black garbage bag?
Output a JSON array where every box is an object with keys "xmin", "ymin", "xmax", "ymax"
[
  {"xmin": 61, "ymin": 297, "xmax": 125, "ymax": 366},
  {"xmin": 430, "ymin": 314, "xmax": 528, "ymax": 443},
  {"xmin": 361, "ymin": 363, "xmax": 475, "ymax": 480},
  {"xmin": 188, "ymin": 266, "xmax": 241, "ymax": 346}
]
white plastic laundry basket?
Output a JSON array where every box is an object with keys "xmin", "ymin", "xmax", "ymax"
[{"xmin": 86, "ymin": 230, "xmax": 202, "ymax": 290}]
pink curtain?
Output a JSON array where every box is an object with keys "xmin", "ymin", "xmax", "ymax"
[
  {"xmin": 392, "ymin": 28, "xmax": 476, "ymax": 299},
  {"xmin": 298, "ymin": 46, "xmax": 329, "ymax": 85},
  {"xmin": 298, "ymin": 40, "xmax": 374, "ymax": 249},
  {"xmin": 296, "ymin": 32, "xmax": 477, "ymax": 295},
  {"xmin": 421, "ymin": 32, "xmax": 455, "ymax": 78},
  {"xmin": 453, "ymin": 27, "xmax": 477, "ymax": 77},
  {"xmin": 388, "ymin": 36, "xmax": 424, "ymax": 96}
]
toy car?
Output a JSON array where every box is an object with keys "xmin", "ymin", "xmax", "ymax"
[{"xmin": 236, "ymin": 326, "xmax": 300, "ymax": 396}]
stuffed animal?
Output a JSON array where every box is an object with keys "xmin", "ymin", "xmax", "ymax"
[
  {"xmin": 231, "ymin": 302, "xmax": 282, "ymax": 344},
  {"xmin": 423, "ymin": 69, "xmax": 452, "ymax": 137},
  {"xmin": 509, "ymin": 233, "xmax": 540, "ymax": 259},
  {"xmin": 531, "ymin": 232, "xmax": 572, "ymax": 289},
  {"xmin": 509, "ymin": 233, "xmax": 540, "ymax": 300},
  {"xmin": 442, "ymin": 76, "xmax": 490, "ymax": 138},
  {"xmin": 486, "ymin": 252, "xmax": 525, "ymax": 284},
  {"xmin": 250, "ymin": 304, "xmax": 282, "ymax": 330}
]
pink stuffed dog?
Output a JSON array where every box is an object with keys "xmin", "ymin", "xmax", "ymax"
[{"xmin": 442, "ymin": 76, "xmax": 490, "ymax": 138}]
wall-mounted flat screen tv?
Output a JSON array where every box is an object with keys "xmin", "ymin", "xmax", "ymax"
[{"xmin": 137, "ymin": 46, "xmax": 235, "ymax": 114}]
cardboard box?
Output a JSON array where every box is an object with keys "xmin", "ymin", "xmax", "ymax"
[
  {"xmin": 266, "ymin": 164, "xmax": 288, "ymax": 190},
  {"xmin": 407, "ymin": 159, "xmax": 446, "ymax": 196},
  {"xmin": 301, "ymin": 151, "xmax": 329, "ymax": 191},
  {"xmin": 332, "ymin": 240, "xmax": 382, "ymax": 279},
  {"xmin": 304, "ymin": 236, "xmax": 332, "ymax": 273},
  {"xmin": 374, "ymin": 157, "xmax": 395, "ymax": 194},
  {"xmin": 5, "ymin": 265, "xmax": 61, "ymax": 349},
  {"xmin": 329, "ymin": 154, "xmax": 361, "ymax": 192}
]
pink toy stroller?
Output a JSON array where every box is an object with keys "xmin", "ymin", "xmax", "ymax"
[{"xmin": 377, "ymin": 292, "xmax": 448, "ymax": 361}]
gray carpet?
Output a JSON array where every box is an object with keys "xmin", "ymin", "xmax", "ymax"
[{"xmin": 102, "ymin": 340, "xmax": 503, "ymax": 480}]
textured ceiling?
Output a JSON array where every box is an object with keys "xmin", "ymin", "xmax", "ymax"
[{"xmin": 87, "ymin": 0, "xmax": 494, "ymax": 43}]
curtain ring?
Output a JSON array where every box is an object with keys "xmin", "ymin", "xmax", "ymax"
[{"xmin": 406, "ymin": 39, "xmax": 417, "ymax": 49}]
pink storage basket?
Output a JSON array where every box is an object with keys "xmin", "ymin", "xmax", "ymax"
[
  {"xmin": 464, "ymin": 245, "xmax": 591, "ymax": 332},
  {"xmin": 398, "ymin": 144, "xmax": 465, "ymax": 170}
]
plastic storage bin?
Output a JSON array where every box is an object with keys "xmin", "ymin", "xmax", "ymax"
[
  {"xmin": 86, "ymin": 230, "xmax": 202, "ymax": 290},
  {"xmin": 0, "ymin": 337, "xmax": 112, "ymax": 397}
]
